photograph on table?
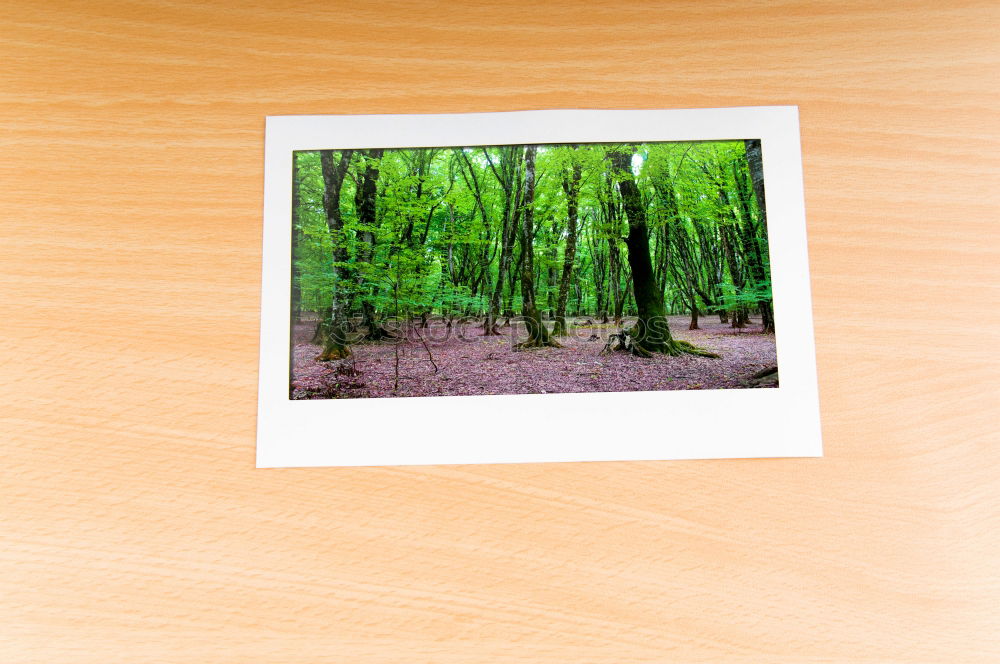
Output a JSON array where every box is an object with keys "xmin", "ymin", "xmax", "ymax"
[
  {"xmin": 290, "ymin": 139, "xmax": 777, "ymax": 400},
  {"xmin": 257, "ymin": 108, "xmax": 820, "ymax": 467}
]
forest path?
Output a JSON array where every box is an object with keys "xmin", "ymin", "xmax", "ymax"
[{"xmin": 292, "ymin": 316, "xmax": 776, "ymax": 399}]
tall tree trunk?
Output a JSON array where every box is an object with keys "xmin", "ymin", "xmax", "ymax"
[
  {"xmin": 354, "ymin": 149, "xmax": 393, "ymax": 340},
  {"xmin": 602, "ymin": 175, "xmax": 625, "ymax": 325},
  {"xmin": 740, "ymin": 142, "xmax": 775, "ymax": 333},
  {"xmin": 552, "ymin": 149, "xmax": 581, "ymax": 335},
  {"xmin": 595, "ymin": 288, "xmax": 606, "ymax": 323},
  {"xmin": 317, "ymin": 149, "xmax": 354, "ymax": 360},
  {"xmin": 446, "ymin": 203, "xmax": 455, "ymax": 281},
  {"xmin": 457, "ymin": 149, "xmax": 498, "ymax": 331},
  {"xmin": 707, "ymin": 170, "xmax": 751, "ymax": 329},
  {"xmin": 608, "ymin": 146, "xmax": 716, "ymax": 358},
  {"xmin": 720, "ymin": 219, "xmax": 749, "ymax": 328},
  {"xmin": 516, "ymin": 146, "xmax": 559, "ymax": 348},
  {"xmin": 484, "ymin": 146, "xmax": 522, "ymax": 335},
  {"xmin": 744, "ymin": 139, "xmax": 767, "ymax": 229},
  {"xmin": 587, "ymin": 223, "xmax": 608, "ymax": 323},
  {"xmin": 609, "ymin": 241, "xmax": 624, "ymax": 324},
  {"xmin": 546, "ymin": 224, "xmax": 560, "ymax": 318}
]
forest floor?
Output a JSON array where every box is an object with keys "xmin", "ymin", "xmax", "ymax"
[{"xmin": 291, "ymin": 315, "xmax": 777, "ymax": 399}]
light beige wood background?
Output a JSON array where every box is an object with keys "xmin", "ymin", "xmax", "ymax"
[{"xmin": 2, "ymin": 1, "xmax": 998, "ymax": 662}]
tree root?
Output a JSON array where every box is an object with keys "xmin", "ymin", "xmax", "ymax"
[
  {"xmin": 601, "ymin": 331, "xmax": 719, "ymax": 358},
  {"xmin": 748, "ymin": 365, "xmax": 779, "ymax": 387},
  {"xmin": 752, "ymin": 366, "xmax": 778, "ymax": 379},
  {"xmin": 670, "ymin": 339, "xmax": 720, "ymax": 358},
  {"xmin": 601, "ymin": 330, "xmax": 643, "ymax": 356},
  {"xmin": 361, "ymin": 325, "xmax": 396, "ymax": 341},
  {"xmin": 317, "ymin": 346, "xmax": 352, "ymax": 361},
  {"xmin": 514, "ymin": 337, "xmax": 563, "ymax": 351}
]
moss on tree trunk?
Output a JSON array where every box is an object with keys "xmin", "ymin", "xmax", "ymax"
[
  {"xmin": 609, "ymin": 145, "xmax": 717, "ymax": 359},
  {"xmin": 515, "ymin": 145, "xmax": 561, "ymax": 350},
  {"xmin": 315, "ymin": 313, "xmax": 353, "ymax": 361}
]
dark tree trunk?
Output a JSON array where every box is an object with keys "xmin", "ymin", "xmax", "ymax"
[
  {"xmin": 545, "ymin": 210, "xmax": 562, "ymax": 319},
  {"xmin": 311, "ymin": 306, "xmax": 331, "ymax": 344},
  {"xmin": 689, "ymin": 302, "xmax": 699, "ymax": 330},
  {"xmin": 587, "ymin": 222, "xmax": 608, "ymax": 324},
  {"xmin": 718, "ymin": 200, "xmax": 749, "ymax": 329},
  {"xmin": 740, "ymin": 142, "xmax": 775, "ymax": 333},
  {"xmin": 516, "ymin": 146, "xmax": 560, "ymax": 349},
  {"xmin": 744, "ymin": 139, "xmax": 767, "ymax": 229},
  {"xmin": 608, "ymin": 146, "xmax": 717, "ymax": 358},
  {"xmin": 610, "ymin": 247, "xmax": 624, "ymax": 325},
  {"xmin": 594, "ymin": 281, "xmax": 606, "ymax": 323},
  {"xmin": 601, "ymin": 175, "xmax": 625, "ymax": 325},
  {"xmin": 317, "ymin": 149, "xmax": 354, "ymax": 360},
  {"xmin": 553, "ymin": 148, "xmax": 581, "ymax": 336},
  {"xmin": 354, "ymin": 149, "xmax": 394, "ymax": 341},
  {"xmin": 620, "ymin": 185, "xmax": 670, "ymax": 352},
  {"xmin": 457, "ymin": 149, "xmax": 499, "ymax": 334},
  {"xmin": 484, "ymin": 146, "xmax": 523, "ymax": 335}
]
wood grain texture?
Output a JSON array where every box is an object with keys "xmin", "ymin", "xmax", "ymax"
[{"xmin": 2, "ymin": 1, "xmax": 999, "ymax": 662}]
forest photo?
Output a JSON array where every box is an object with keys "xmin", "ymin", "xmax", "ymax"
[{"xmin": 290, "ymin": 139, "xmax": 778, "ymax": 400}]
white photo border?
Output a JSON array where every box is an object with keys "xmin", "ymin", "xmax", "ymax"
[{"xmin": 258, "ymin": 107, "xmax": 821, "ymax": 467}]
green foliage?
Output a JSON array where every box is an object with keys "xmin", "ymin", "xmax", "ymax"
[
  {"xmin": 717, "ymin": 280, "xmax": 772, "ymax": 311},
  {"xmin": 292, "ymin": 139, "xmax": 774, "ymax": 327}
]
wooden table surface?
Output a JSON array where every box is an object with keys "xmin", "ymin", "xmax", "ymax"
[{"xmin": 3, "ymin": 1, "xmax": 999, "ymax": 662}]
